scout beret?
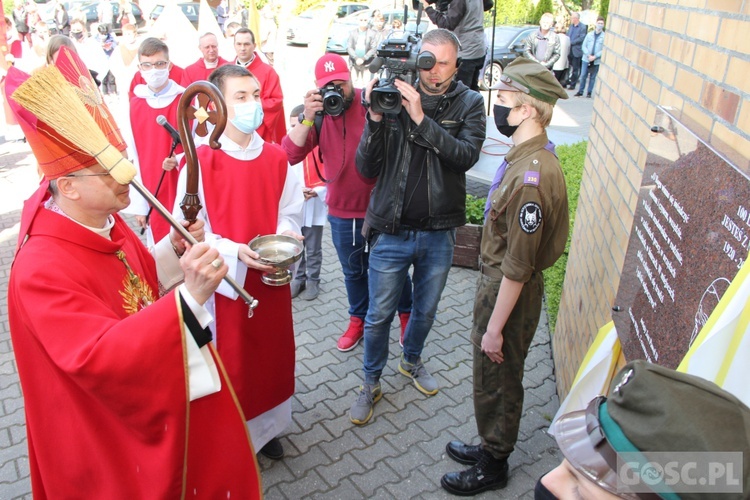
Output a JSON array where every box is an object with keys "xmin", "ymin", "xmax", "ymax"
[
  {"xmin": 552, "ymin": 360, "xmax": 750, "ymax": 499},
  {"xmin": 490, "ymin": 57, "xmax": 568, "ymax": 104}
]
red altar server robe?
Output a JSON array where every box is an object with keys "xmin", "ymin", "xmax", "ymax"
[
  {"xmin": 196, "ymin": 144, "xmax": 295, "ymax": 419},
  {"xmin": 242, "ymin": 53, "xmax": 286, "ymax": 144},
  {"xmin": 181, "ymin": 57, "xmax": 230, "ymax": 86},
  {"xmin": 8, "ymin": 187, "xmax": 262, "ymax": 499},
  {"xmin": 129, "ymin": 82, "xmax": 184, "ymax": 243}
]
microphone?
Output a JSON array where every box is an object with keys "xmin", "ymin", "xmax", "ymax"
[
  {"xmin": 432, "ymin": 70, "xmax": 458, "ymax": 88},
  {"xmin": 368, "ymin": 57, "xmax": 384, "ymax": 74},
  {"xmin": 156, "ymin": 115, "xmax": 181, "ymax": 146}
]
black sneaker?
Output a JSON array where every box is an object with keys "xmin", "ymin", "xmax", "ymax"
[{"xmin": 574, "ymin": 92, "xmax": 583, "ymax": 97}]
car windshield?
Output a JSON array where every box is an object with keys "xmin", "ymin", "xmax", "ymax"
[{"xmin": 487, "ymin": 27, "xmax": 530, "ymax": 46}]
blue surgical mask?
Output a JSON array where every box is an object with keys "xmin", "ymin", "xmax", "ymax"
[{"xmin": 231, "ymin": 101, "xmax": 264, "ymax": 135}]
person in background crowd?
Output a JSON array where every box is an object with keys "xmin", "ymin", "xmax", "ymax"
[
  {"xmin": 233, "ymin": 28, "xmax": 285, "ymax": 143},
  {"xmin": 259, "ymin": 4, "xmax": 277, "ymax": 66},
  {"xmin": 12, "ymin": 1, "xmax": 30, "ymax": 47},
  {"xmin": 565, "ymin": 11, "xmax": 587, "ymax": 89},
  {"xmin": 54, "ymin": 1, "xmax": 70, "ymax": 36},
  {"xmin": 287, "ymin": 104, "xmax": 328, "ymax": 301},
  {"xmin": 552, "ymin": 22, "xmax": 570, "ymax": 84},
  {"xmin": 575, "ymin": 16, "xmax": 605, "ymax": 98},
  {"xmin": 422, "ymin": 0, "xmax": 486, "ymax": 91},
  {"xmin": 95, "ymin": 24, "xmax": 118, "ymax": 96},
  {"xmin": 347, "ymin": 14, "xmax": 377, "ymax": 87},
  {"xmin": 522, "ymin": 12, "xmax": 560, "ymax": 70},
  {"xmin": 181, "ymin": 32, "xmax": 230, "ymax": 86}
]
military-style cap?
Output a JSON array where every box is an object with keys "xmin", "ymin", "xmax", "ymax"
[
  {"xmin": 552, "ymin": 360, "xmax": 750, "ymax": 499},
  {"xmin": 490, "ymin": 58, "xmax": 568, "ymax": 104}
]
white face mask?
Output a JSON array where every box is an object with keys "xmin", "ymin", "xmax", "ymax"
[
  {"xmin": 140, "ymin": 68, "xmax": 169, "ymax": 90},
  {"xmin": 230, "ymin": 101, "xmax": 264, "ymax": 135},
  {"xmin": 595, "ymin": 23, "xmax": 604, "ymax": 32}
]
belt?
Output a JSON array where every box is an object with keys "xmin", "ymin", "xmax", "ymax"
[{"xmin": 478, "ymin": 260, "xmax": 504, "ymax": 279}]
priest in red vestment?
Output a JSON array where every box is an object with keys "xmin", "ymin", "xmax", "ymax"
[
  {"xmin": 181, "ymin": 32, "xmax": 230, "ymax": 87},
  {"xmin": 4, "ymin": 51, "xmax": 261, "ymax": 499},
  {"xmin": 173, "ymin": 64, "xmax": 304, "ymax": 460},
  {"xmin": 233, "ymin": 28, "xmax": 286, "ymax": 144},
  {"xmin": 124, "ymin": 37, "xmax": 185, "ymax": 247}
]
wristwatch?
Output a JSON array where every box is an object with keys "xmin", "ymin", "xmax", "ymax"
[{"xmin": 298, "ymin": 112, "xmax": 314, "ymax": 128}]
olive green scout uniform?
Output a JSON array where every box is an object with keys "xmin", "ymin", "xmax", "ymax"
[{"xmin": 472, "ymin": 130, "xmax": 569, "ymax": 459}]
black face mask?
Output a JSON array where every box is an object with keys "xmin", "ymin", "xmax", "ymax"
[
  {"xmin": 72, "ymin": 32, "xmax": 84, "ymax": 41},
  {"xmin": 493, "ymin": 104, "xmax": 518, "ymax": 138},
  {"xmin": 534, "ymin": 476, "xmax": 559, "ymax": 500}
]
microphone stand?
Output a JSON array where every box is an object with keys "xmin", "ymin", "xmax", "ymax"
[{"xmin": 140, "ymin": 138, "xmax": 180, "ymax": 235}]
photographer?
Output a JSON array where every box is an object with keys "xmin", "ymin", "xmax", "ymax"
[
  {"xmin": 280, "ymin": 54, "xmax": 413, "ymax": 354},
  {"xmin": 350, "ymin": 29, "xmax": 486, "ymax": 425},
  {"xmin": 422, "ymin": 0, "xmax": 486, "ymax": 91}
]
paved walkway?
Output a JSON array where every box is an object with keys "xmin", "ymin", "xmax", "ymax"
[{"xmin": 0, "ymin": 87, "xmax": 591, "ymax": 499}]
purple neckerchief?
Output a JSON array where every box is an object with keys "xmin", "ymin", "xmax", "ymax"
[{"xmin": 484, "ymin": 140, "xmax": 557, "ymax": 218}]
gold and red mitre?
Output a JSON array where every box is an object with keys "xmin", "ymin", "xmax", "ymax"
[{"xmin": 3, "ymin": 46, "xmax": 126, "ymax": 179}]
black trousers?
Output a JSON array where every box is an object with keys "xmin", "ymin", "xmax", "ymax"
[{"xmin": 457, "ymin": 55, "xmax": 485, "ymax": 92}]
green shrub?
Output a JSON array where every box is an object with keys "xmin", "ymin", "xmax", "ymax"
[
  {"xmin": 543, "ymin": 140, "xmax": 587, "ymax": 332},
  {"xmin": 465, "ymin": 194, "xmax": 487, "ymax": 225}
]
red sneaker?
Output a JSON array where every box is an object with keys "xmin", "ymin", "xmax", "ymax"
[
  {"xmin": 337, "ymin": 316, "xmax": 364, "ymax": 352},
  {"xmin": 399, "ymin": 312, "xmax": 410, "ymax": 347}
]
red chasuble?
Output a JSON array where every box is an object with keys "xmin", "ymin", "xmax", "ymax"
[
  {"xmin": 197, "ymin": 144, "xmax": 295, "ymax": 420},
  {"xmin": 245, "ymin": 53, "xmax": 286, "ymax": 144},
  {"xmin": 181, "ymin": 57, "xmax": 230, "ymax": 87},
  {"xmin": 129, "ymin": 93, "xmax": 182, "ymax": 242},
  {"xmin": 8, "ymin": 188, "xmax": 261, "ymax": 499}
]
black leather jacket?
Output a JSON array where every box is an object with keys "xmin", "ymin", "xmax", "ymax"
[{"xmin": 356, "ymin": 80, "xmax": 486, "ymax": 234}]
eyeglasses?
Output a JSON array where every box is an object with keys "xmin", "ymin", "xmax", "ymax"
[
  {"xmin": 139, "ymin": 61, "xmax": 169, "ymax": 70},
  {"xmin": 65, "ymin": 172, "xmax": 111, "ymax": 178}
]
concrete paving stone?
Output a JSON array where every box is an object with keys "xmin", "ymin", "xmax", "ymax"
[
  {"xmin": 307, "ymin": 478, "xmax": 367, "ymax": 500},
  {"xmin": 412, "ymin": 407, "xmax": 462, "ymax": 437},
  {"xmin": 347, "ymin": 465, "xmax": 402, "ymax": 498},
  {"xmin": 0, "ymin": 409, "xmax": 25, "ymax": 430},
  {"xmin": 257, "ymin": 459, "xmax": 296, "ymax": 485},
  {"xmin": 350, "ymin": 437, "xmax": 400, "ymax": 469},
  {"xmin": 317, "ymin": 429, "xmax": 368, "ymax": 461},
  {"xmin": 296, "ymin": 385, "xmax": 336, "ymax": 410},
  {"xmin": 321, "ymin": 371, "xmax": 362, "ymax": 399},
  {"xmin": 272, "ymin": 470, "xmax": 327, "ymax": 499},
  {"xmin": 287, "ymin": 417, "xmax": 336, "ymax": 452},
  {"xmin": 297, "ymin": 365, "xmax": 337, "ymax": 393},
  {"xmin": 0, "ymin": 384, "xmax": 20, "ymax": 402},
  {"xmin": 344, "ymin": 412, "xmax": 400, "ymax": 448},
  {"xmin": 523, "ymin": 359, "xmax": 558, "ymax": 388},
  {"xmin": 280, "ymin": 445, "xmax": 333, "ymax": 477},
  {"xmin": 384, "ymin": 445, "xmax": 436, "ymax": 481},
  {"xmin": 440, "ymin": 360, "xmax": 473, "ymax": 386},
  {"xmin": 8, "ymin": 426, "xmax": 24, "ymax": 447},
  {"xmin": 1, "ymin": 397, "xmax": 24, "ymax": 418},
  {"xmin": 382, "ymin": 422, "xmax": 431, "ymax": 453},
  {"xmin": 0, "ymin": 442, "xmax": 27, "ymax": 466},
  {"xmin": 0, "ymin": 459, "xmax": 19, "ymax": 485},
  {"xmin": 382, "ymin": 467, "xmax": 436, "ymax": 497}
]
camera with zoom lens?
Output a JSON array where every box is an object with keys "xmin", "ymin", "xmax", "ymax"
[
  {"xmin": 368, "ymin": 35, "xmax": 435, "ymax": 114},
  {"xmin": 414, "ymin": 0, "xmax": 452, "ymax": 12},
  {"xmin": 318, "ymin": 83, "xmax": 345, "ymax": 116}
]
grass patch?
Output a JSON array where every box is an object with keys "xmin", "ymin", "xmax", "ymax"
[{"xmin": 543, "ymin": 140, "xmax": 587, "ymax": 332}]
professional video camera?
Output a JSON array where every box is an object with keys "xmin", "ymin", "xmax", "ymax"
[
  {"xmin": 318, "ymin": 82, "xmax": 345, "ymax": 116},
  {"xmin": 417, "ymin": 0, "xmax": 452, "ymax": 12},
  {"xmin": 367, "ymin": 6, "xmax": 434, "ymax": 114}
]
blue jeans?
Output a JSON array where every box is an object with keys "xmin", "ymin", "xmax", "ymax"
[
  {"xmin": 363, "ymin": 229, "xmax": 455, "ymax": 384},
  {"xmin": 328, "ymin": 215, "xmax": 412, "ymax": 319},
  {"xmin": 578, "ymin": 61, "xmax": 599, "ymax": 95}
]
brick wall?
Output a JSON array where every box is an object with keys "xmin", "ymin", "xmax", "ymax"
[{"xmin": 553, "ymin": 0, "xmax": 750, "ymax": 395}]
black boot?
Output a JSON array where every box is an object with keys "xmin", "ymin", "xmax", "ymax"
[
  {"xmin": 441, "ymin": 451, "xmax": 509, "ymax": 496},
  {"xmin": 446, "ymin": 440, "xmax": 484, "ymax": 465},
  {"xmin": 258, "ymin": 437, "xmax": 284, "ymax": 460}
]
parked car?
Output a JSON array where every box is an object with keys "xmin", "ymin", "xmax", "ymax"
[
  {"xmin": 325, "ymin": 9, "xmax": 430, "ymax": 54},
  {"xmin": 149, "ymin": 2, "xmax": 217, "ymax": 30},
  {"xmin": 287, "ymin": 2, "xmax": 369, "ymax": 46},
  {"xmin": 79, "ymin": 1, "xmax": 146, "ymax": 34},
  {"xmin": 480, "ymin": 25, "xmax": 537, "ymax": 90}
]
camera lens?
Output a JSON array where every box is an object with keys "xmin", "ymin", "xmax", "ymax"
[
  {"xmin": 371, "ymin": 87, "xmax": 402, "ymax": 114},
  {"xmin": 322, "ymin": 92, "xmax": 344, "ymax": 116}
]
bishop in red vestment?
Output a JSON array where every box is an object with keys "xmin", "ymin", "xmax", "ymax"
[
  {"xmin": 173, "ymin": 65, "xmax": 304, "ymax": 458},
  {"xmin": 233, "ymin": 28, "xmax": 286, "ymax": 144},
  {"xmin": 4, "ymin": 54, "xmax": 261, "ymax": 498}
]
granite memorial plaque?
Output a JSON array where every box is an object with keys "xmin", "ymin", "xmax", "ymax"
[{"xmin": 613, "ymin": 107, "xmax": 750, "ymax": 369}]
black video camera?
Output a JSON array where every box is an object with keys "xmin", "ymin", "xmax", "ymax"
[
  {"xmin": 368, "ymin": 35, "xmax": 435, "ymax": 114},
  {"xmin": 414, "ymin": 0, "xmax": 452, "ymax": 12},
  {"xmin": 318, "ymin": 83, "xmax": 345, "ymax": 116}
]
